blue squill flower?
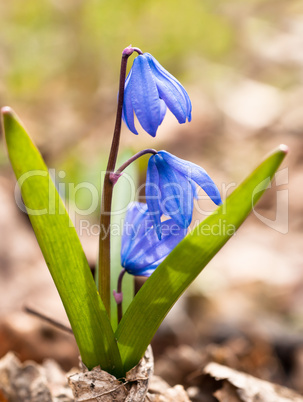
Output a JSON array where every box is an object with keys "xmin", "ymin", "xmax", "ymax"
[
  {"xmin": 121, "ymin": 202, "xmax": 187, "ymax": 276},
  {"xmin": 146, "ymin": 151, "xmax": 222, "ymax": 239},
  {"xmin": 122, "ymin": 53, "xmax": 192, "ymax": 137}
]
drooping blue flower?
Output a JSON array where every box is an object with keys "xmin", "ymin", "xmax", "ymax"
[
  {"xmin": 121, "ymin": 202, "xmax": 187, "ymax": 276},
  {"xmin": 146, "ymin": 151, "xmax": 222, "ymax": 239},
  {"xmin": 122, "ymin": 53, "xmax": 192, "ymax": 137}
]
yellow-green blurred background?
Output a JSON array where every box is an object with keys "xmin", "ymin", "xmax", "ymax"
[{"xmin": 1, "ymin": 0, "xmax": 302, "ymax": 160}]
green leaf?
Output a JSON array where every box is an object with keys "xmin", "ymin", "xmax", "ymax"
[
  {"xmin": 2, "ymin": 107, "xmax": 123, "ymax": 376},
  {"xmin": 116, "ymin": 145, "xmax": 288, "ymax": 372}
]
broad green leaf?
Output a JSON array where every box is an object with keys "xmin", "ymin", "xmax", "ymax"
[
  {"xmin": 2, "ymin": 107, "xmax": 123, "ymax": 376},
  {"xmin": 110, "ymin": 151, "xmax": 137, "ymax": 330},
  {"xmin": 116, "ymin": 145, "xmax": 288, "ymax": 372}
]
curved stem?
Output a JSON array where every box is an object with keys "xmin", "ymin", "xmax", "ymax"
[
  {"xmin": 110, "ymin": 149, "xmax": 157, "ymax": 184},
  {"xmin": 123, "ymin": 45, "xmax": 143, "ymax": 56},
  {"xmin": 98, "ymin": 47, "xmax": 141, "ymax": 316}
]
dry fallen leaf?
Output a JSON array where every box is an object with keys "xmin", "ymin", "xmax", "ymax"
[
  {"xmin": 68, "ymin": 346, "xmax": 154, "ymax": 401},
  {"xmin": 204, "ymin": 362, "xmax": 303, "ymax": 402},
  {"xmin": 147, "ymin": 375, "xmax": 190, "ymax": 402},
  {"xmin": 0, "ymin": 352, "xmax": 73, "ymax": 401},
  {"xmin": 68, "ymin": 346, "xmax": 190, "ymax": 402}
]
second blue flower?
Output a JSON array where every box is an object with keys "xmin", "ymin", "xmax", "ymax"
[{"xmin": 146, "ymin": 151, "xmax": 222, "ymax": 239}]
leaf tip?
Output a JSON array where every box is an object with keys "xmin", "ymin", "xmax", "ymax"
[
  {"xmin": 279, "ymin": 144, "xmax": 289, "ymax": 155},
  {"xmin": 1, "ymin": 107, "xmax": 17, "ymax": 129},
  {"xmin": 1, "ymin": 106, "xmax": 13, "ymax": 116},
  {"xmin": 1, "ymin": 107, "xmax": 20, "ymax": 141}
]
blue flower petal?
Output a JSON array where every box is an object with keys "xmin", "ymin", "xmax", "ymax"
[
  {"xmin": 190, "ymin": 179, "xmax": 199, "ymax": 199},
  {"xmin": 154, "ymin": 153, "xmax": 193, "ymax": 229},
  {"xmin": 121, "ymin": 202, "xmax": 151, "ymax": 265},
  {"xmin": 145, "ymin": 53, "xmax": 192, "ymax": 123},
  {"xmin": 146, "ymin": 156, "xmax": 162, "ymax": 239},
  {"xmin": 126, "ymin": 265, "xmax": 156, "ymax": 277},
  {"xmin": 122, "ymin": 69, "xmax": 138, "ymax": 135},
  {"xmin": 159, "ymin": 151, "xmax": 222, "ymax": 206},
  {"xmin": 159, "ymin": 99, "xmax": 167, "ymax": 126},
  {"xmin": 123, "ymin": 216, "xmax": 187, "ymax": 276},
  {"xmin": 129, "ymin": 55, "xmax": 160, "ymax": 137},
  {"xmin": 153, "ymin": 76, "xmax": 187, "ymax": 124}
]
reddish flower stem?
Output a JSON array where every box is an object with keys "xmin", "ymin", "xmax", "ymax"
[
  {"xmin": 109, "ymin": 148, "xmax": 157, "ymax": 184},
  {"xmin": 98, "ymin": 46, "xmax": 142, "ymax": 316}
]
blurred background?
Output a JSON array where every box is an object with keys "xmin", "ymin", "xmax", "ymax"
[{"xmin": 0, "ymin": 0, "xmax": 303, "ymax": 398}]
